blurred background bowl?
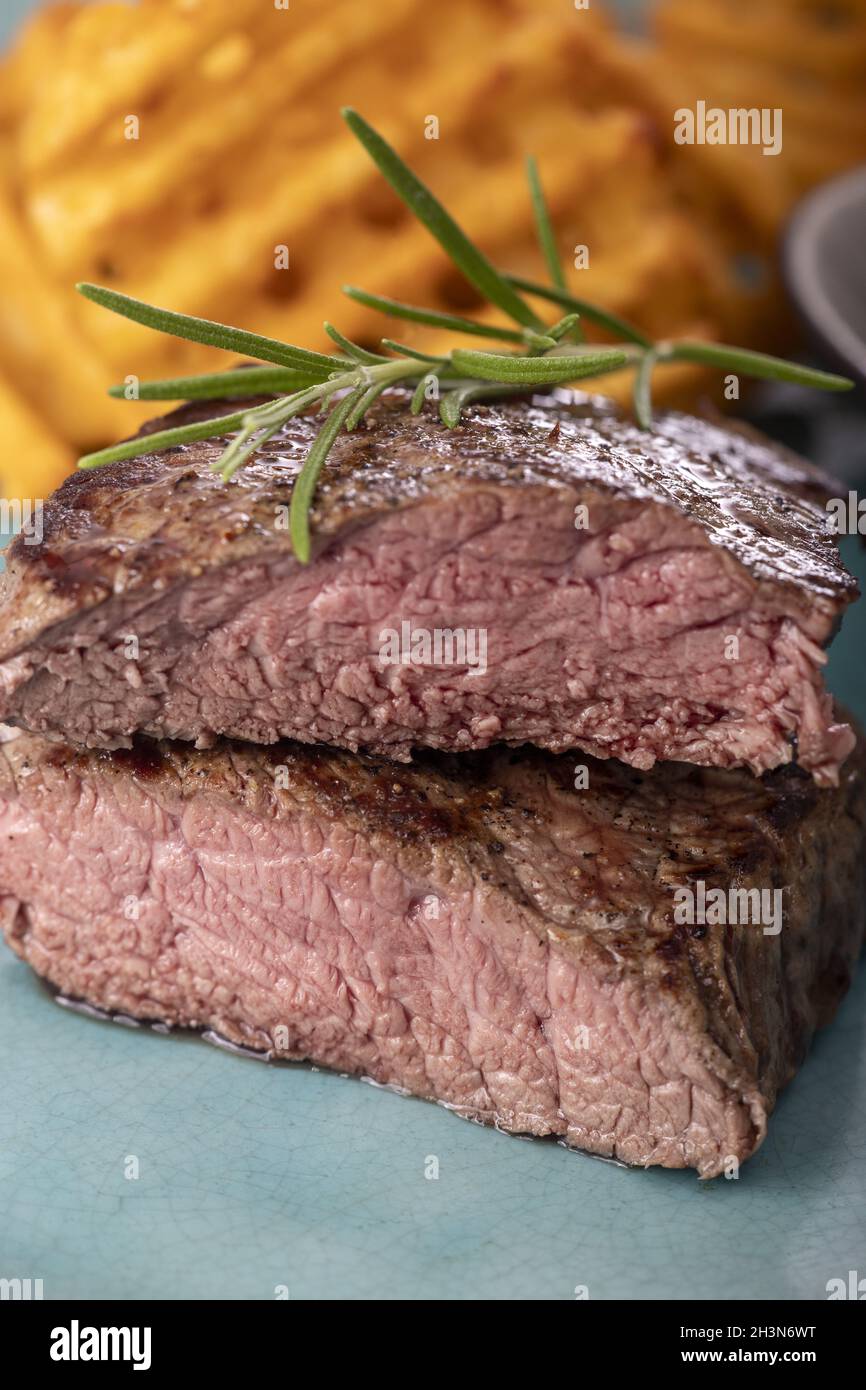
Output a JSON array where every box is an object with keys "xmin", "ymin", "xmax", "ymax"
[{"xmin": 786, "ymin": 163, "xmax": 866, "ymax": 388}]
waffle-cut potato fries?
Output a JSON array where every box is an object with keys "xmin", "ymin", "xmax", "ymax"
[
  {"xmin": 657, "ymin": 0, "xmax": 866, "ymax": 82},
  {"xmin": 0, "ymin": 0, "xmax": 862, "ymax": 499},
  {"xmin": 647, "ymin": 0, "xmax": 866, "ymax": 241},
  {"xmin": 0, "ymin": 169, "xmax": 151, "ymax": 445},
  {"xmin": 0, "ymin": 369, "xmax": 72, "ymax": 500},
  {"xmin": 16, "ymin": 0, "xmax": 271, "ymax": 175}
]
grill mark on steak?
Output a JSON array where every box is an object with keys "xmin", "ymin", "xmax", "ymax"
[
  {"xmin": 0, "ymin": 389, "xmax": 856, "ymax": 781},
  {"xmin": 0, "ymin": 722, "xmax": 862, "ymax": 1177}
]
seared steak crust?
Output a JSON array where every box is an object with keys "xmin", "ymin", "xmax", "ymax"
[
  {"xmin": 1, "ymin": 722, "xmax": 863, "ymax": 1177},
  {"xmin": 0, "ymin": 390, "xmax": 856, "ymax": 779}
]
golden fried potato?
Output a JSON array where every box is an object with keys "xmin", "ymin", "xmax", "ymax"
[
  {"xmin": 0, "ymin": 185, "xmax": 150, "ymax": 446},
  {"xmin": 17, "ymin": 0, "xmax": 272, "ymax": 175},
  {"xmin": 0, "ymin": 2, "xmax": 81, "ymax": 131},
  {"xmin": 657, "ymin": 0, "xmax": 866, "ymax": 80},
  {"xmin": 0, "ymin": 369, "xmax": 73, "ymax": 500},
  {"xmin": 648, "ymin": 0, "xmax": 866, "ymax": 242}
]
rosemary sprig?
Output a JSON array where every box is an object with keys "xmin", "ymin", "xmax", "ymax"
[
  {"xmin": 107, "ymin": 366, "xmax": 323, "ymax": 401},
  {"xmin": 658, "ymin": 340, "xmax": 852, "ymax": 389},
  {"xmin": 411, "ymin": 374, "xmax": 437, "ymax": 414},
  {"xmin": 289, "ymin": 384, "xmax": 367, "ymax": 563},
  {"xmin": 525, "ymin": 155, "xmax": 568, "ymax": 296},
  {"xmin": 77, "ymin": 282, "xmax": 343, "ymax": 374},
  {"xmin": 450, "ymin": 346, "xmax": 628, "ymax": 385},
  {"xmin": 380, "ymin": 340, "xmax": 446, "ymax": 363},
  {"xmin": 341, "ymin": 108, "xmax": 543, "ymax": 331},
  {"xmin": 79, "ymin": 406, "xmax": 260, "ymax": 470},
  {"xmin": 323, "ymin": 322, "xmax": 389, "ymax": 364},
  {"xmin": 75, "ymin": 107, "xmax": 855, "ymax": 562},
  {"xmin": 504, "ymin": 275, "xmax": 652, "ymax": 348},
  {"xmin": 439, "ymin": 381, "xmax": 525, "ymax": 428},
  {"xmin": 343, "ymin": 286, "xmax": 538, "ymax": 345}
]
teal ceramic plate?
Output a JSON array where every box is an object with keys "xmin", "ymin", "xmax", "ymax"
[{"xmin": 1, "ymin": 538, "xmax": 864, "ymax": 1301}]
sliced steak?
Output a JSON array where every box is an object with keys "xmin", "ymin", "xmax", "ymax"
[
  {"xmin": 0, "ymin": 722, "xmax": 863, "ymax": 1178},
  {"xmin": 0, "ymin": 389, "xmax": 856, "ymax": 782}
]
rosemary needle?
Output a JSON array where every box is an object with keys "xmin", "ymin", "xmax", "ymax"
[
  {"xmin": 525, "ymin": 155, "xmax": 567, "ymax": 294},
  {"xmin": 289, "ymin": 385, "xmax": 367, "ymax": 564}
]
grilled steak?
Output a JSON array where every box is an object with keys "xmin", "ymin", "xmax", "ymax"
[
  {"xmin": 0, "ymin": 722, "xmax": 863, "ymax": 1177},
  {"xmin": 0, "ymin": 390, "xmax": 856, "ymax": 781}
]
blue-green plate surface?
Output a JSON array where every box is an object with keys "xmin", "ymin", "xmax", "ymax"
[{"xmin": 0, "ymin": 534, "xmax": 863, "ymax": 1300}]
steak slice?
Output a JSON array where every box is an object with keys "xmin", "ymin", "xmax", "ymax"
[
  {"xmin": 0, "ymin": 389, "xmax": 856, "ymax": 782},
  {"xmin": 0, "ymin": 722, "xmax": 863, "ymax": 1178}
]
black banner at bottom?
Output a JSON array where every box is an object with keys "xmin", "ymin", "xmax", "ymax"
[{"xmin": 1, "ymin": 1298, "xmax": 860, "ymax": 1373}]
